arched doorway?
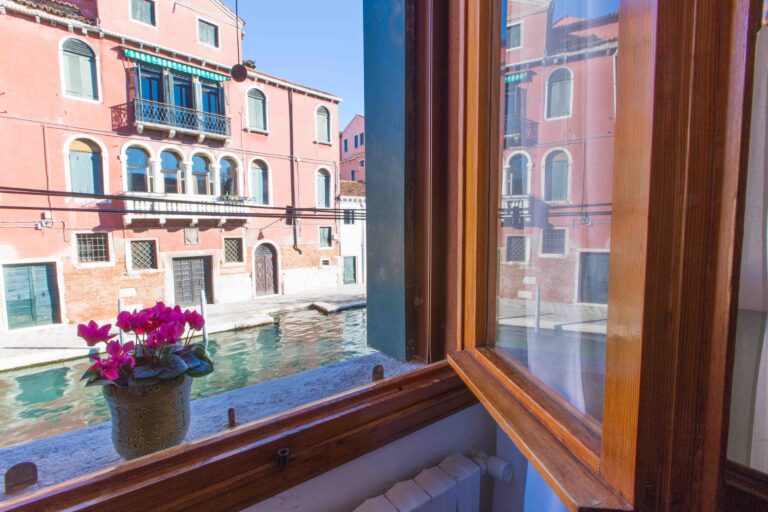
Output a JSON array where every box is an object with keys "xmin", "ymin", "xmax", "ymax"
[{"xmin": 254, "ymin": 244, "xmax": 278, "ymax": 296}]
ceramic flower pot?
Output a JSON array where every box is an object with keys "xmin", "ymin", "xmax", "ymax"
[{"xmin": 103, "ymin": 375, "xmax": 192, "ymax": 460}]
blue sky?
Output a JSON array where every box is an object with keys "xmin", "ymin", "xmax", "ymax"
[
  {"xmin": 220, "ymin": 1, "xmax": 620, "ymax": 128},
  {"xmin": 553, "ymin": 0, "xmax": 620, "ymax": 18},
  {"xmin": 221, "ymin": 1, "xmax": 364, "ymax": 129}
]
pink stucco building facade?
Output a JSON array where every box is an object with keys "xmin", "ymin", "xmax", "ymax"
[
  {"xmin": 0, "ymin": 0, "xmax": 342, "ymax": 329},
  {"xmin": 499, "ymin": 0, "xmax": 617, "ymax": 305},
  {"xmin": 339, "ymin": 114, "xmax": 365, "ymax": 182}
]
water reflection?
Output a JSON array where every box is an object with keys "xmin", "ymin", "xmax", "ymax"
[{"xmin": 0, "ymin": 308, "xmax": 370, "ymax": 449}]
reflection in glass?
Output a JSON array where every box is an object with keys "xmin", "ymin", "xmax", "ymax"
[
  {"xmin": 493, "ymin": 0, "xmax": 620, "ymax": 428},
  {"xmin": 727, "ymin": 23, "xmax": 768, "ymax": 474}
]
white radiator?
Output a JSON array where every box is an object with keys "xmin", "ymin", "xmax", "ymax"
[{"xmin": 353, "ymin": 453, "xmax": 511, "ymax": 512}]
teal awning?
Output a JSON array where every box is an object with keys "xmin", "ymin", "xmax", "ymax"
[
  {"xmin": 505, "ymin": 71, "xmax": 531, "ymax": 84},
  {"xmin": 123, "ymin": 49, "xmax": 230, "ymax": 82}
]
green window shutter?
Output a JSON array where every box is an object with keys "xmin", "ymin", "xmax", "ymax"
[
  {"xmin": 547, "ymin": 69, "xmax": 572, "ymax": 118},
  {"xmin": 63, "ymin": 53, "xmax": 83, "ymax": 96},
  {"xmin": 62, "ymin": 39, "xmax": 97, "ymax": 99},
  {"xmin": 317, "ymin": 171, "xmax": 330, "ymax": 207},
  {"xmin": 316, "ymin": 107, "xmax": 330, "ymax": 143},
  {"xmin": 248, "ymin": 90, "xmax": 266, "ymax": 130},
  {"xmin": 545, "ymin": 153, "xmax": 569, "ymax": 201},
  {"xmin": 70, "ymin": 150, "xmax": 103, "ymax": 194}
]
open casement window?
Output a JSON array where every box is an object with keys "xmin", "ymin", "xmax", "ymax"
[
  {"xmin": 450, "ymin": 0, "xmax": 762, "ymax": 510},
  {"xmin": 2, "ymin": 1, "xmax": 760, "ymax": 511}
]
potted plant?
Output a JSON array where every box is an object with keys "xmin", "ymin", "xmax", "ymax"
[{"xmin": 78, "ymin": 302, "xmax": 214, "ymax": 460}]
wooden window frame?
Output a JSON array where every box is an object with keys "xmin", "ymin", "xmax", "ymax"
[
  {"xmin": 3, "ymin": 1, "xmax": 761, "ymax": 510},
  {"xmin": 451, "ymin": 0, "xmax": 762, "ymax": 511}
]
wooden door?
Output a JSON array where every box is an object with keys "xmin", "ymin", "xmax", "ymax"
[
  {"xmin": 578, "ymin": 252, "xmax": 610, "ymax": 305},
  {"xmin": 172, "ymin": 257, "xmax": 212, "ymax": 305},
  {"xmin": 253, "ymin": 245, "xmax": 277, "ymax": 296},
  {"xmin": 3, "ymin": 264, "xmax": 60, "ymax": 329}
]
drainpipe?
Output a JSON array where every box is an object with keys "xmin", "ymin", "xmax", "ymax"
[{"xmin": 288, "ymin": 89, "xmax": 301, "ymax": 253}]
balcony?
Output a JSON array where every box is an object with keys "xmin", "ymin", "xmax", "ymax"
[
  {"xmin": 123, "ymin": 195, "xmax": 249, "ymax": 226},
  {"xmin": 133, "ymin": 99, "xmax": 231, "ymax": 142},
  {"xmin": 504, "ymin": 116, "xmax": 538, "ymax": 148},
  {"xmin": 500, "ymin": 194, "xmax": 550, "ymax": 228}
]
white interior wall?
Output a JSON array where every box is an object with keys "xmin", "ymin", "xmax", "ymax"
[{"xmin": 243, "ymin": 404, "xmax": 496, "ymax": 512}]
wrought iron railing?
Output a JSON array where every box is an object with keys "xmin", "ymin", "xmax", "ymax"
[
  {"xmin": 133, "ymin": 99, "xmax": 231, "ymax": 138},
  {"xmin": 504, "ymin": 116, "xmax": 538, "ymax": 148}
]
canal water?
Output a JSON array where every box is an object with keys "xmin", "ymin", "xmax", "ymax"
[{"xmin": 0, "ymin": 308, "xmax": 371, "ymax": 449}]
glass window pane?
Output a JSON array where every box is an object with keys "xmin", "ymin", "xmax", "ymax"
[
  {"xmin": 728, "ymin": 16, "xmax": 768, "ymax": 476},
  {"xmin": 493, "ymin": 0, "xmax": 620, "ymax": 429}
]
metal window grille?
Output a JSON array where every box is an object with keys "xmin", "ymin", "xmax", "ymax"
[
  {"xmin": 224, "ymin": 238, "xmax": 244, "ymax": 262},
  {"xmin": 542, "ymin": 229, "xmax": 566, "ymax": 255},
  {"xmin": 319, "ymin": 227, "xmax": 332, "ymax": 248},
  {"xmin": 506, "ymin": 236, "xmax": 527, "ymax": 262},
  {"xmin": 77, "ymin": 233, "xmax": 109, "ymax": 263},
  {"xmin": 131, "ymin": 241, "xmax": 157, "ymax": 270},
  {"xmin": 343, "ymin": 209, "xmax": 355, "ymax": 225}
]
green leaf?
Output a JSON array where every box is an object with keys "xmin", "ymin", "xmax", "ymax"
[
  {"xmin": 80, "ymin": 368, "xmax": 100, "ymax": 381},
  {"xmin": 157, "ymin": 354, "xmax": 188, "ymax": 380},
  {"xmin": 133, "ymin": 365, "xmax": 162, "ymax": 379},
  {"xmin": 180, "ymin": 352, "xmax": 202, "ymax": 370},
  {"xmin": 186, "ymin": 358, "xmax": 213, "ymax": 378},
  {"xmin": 190, "ymin": 343, "xmax": 209, "ymax": 358},
  {"xmin": 85, "ymin": 377, "xmax": 115, "ymax": 387}
]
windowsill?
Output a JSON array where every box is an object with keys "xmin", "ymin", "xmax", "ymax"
[
  {"xmin": 245, "ymin": 128, "xmax": 270, "ymax": 135},
  {"xmin": 0, "ymin": 354, "xmax": 436, "ymax": 509},
  {"xmin": 539, "ymin": 253, "xmax": 568, "ymax": 259},
  {"xmin": 61, "ymin": 93, "xmax": 102, "ymax": 105},
  {"xmin": 221, "ymin": 261, "xmax": 246, "ymax": 268},
  {"xmin": 314, "ymin": 140, "xmax": 333, "ymax": 146},
  {"xmin": 544, "ymin": 114, "xmax": 573, "ymax": 122},
  {"xmin": 72, "ymin": 261, "xmax": 116, "ymax": 270},
  {"xmin": 448, "ymin": 349, "xmax": 630, "ymax": 511},
  {"xmin": 129, "ymin": 18, "xmax": 158, "ymax": 30}
]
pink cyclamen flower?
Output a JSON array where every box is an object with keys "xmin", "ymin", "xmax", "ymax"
[
  {"xmin": 77, "ymin": 321, "xmax": 116, "ymax": 347},
  {"xmin": 158, "ymin": 321, "xmax": 185, "ymax": 344},
  {"xmin": 116, "ymin": 311, "xmax": 134, "ymax": 332},
  {"xmin": 105, "ymin": 340, "xmax": 136, "ymax": 369},
  {"xmin": 186, "ymin": 310, "xmax": 205, "ymax": 330}
]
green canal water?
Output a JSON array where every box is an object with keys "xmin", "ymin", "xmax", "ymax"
[{"xmin": 0, "ymin": 308, "xmax": 370, "ymax": 449}]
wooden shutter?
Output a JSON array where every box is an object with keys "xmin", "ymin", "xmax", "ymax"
[
  {"xmin": 248, "ymin": 90, "xmax": 266, "ymax": 130},
  {"xmin": 62, "ymin": 39, "xmax": 97, "ymax": 100},
  {"xmin": 317, "ymin": 107, "xmax": 330, "ymax": 143}
]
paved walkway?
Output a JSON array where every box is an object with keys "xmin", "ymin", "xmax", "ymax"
[
  {"xmin": 0, "ymin": 285, "xmax": 366, "ymax": 372},
  {"xmin": 497, "ymin": 298, "xmax": 608, "ymax": 335}
]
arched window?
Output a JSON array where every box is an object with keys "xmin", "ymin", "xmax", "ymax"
[
  {"xmin": 219, "ymin": 158, "xmax": 238, "ymax": 197},
  {"xmin": 247, "ymin": 89, "xmax": 267, "ymax": 131},
  {"xmin": 126, "ymin": 147, "xmax": 151, "ymax": 192},
  {"xmin": 316, "ymin": 106, "xmax": 331, "ymax": 144},
  {"xmin": 250, "ymin": 160, "xmax": 270, "ymax": 205},
  {"xmin": 62, "ymin": 38, "xmax": 98, "ymax": 100},
  {"xmin": 506, "ymin": 154, "xmax": 529, "ymax": 196},
  {"xmin": 316, "ymin": 168, "xmax": 331, "ymax": 208},
  {"xmin": 191, "ymin": 154, "xmax": 213, "ymax": 195},
  {"xmin": 546, "ymin": 68, "xmax": 572, "ymax": 119},
  {"xmin": 160, "ymin": 151, "xmax": 184, "ymax": 194},
  {"xmin": 69, "ymin": 139, "xmax": 103, "ymax": 194},
  {"xmin": 545, "ymin": 151, "xmax": 569, "ymax": 201}
]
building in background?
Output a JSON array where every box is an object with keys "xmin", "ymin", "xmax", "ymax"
[
  {"xmin": 499, "ymin": 0, "xmax": 617, "ymax": 305},
  {"xmin": 339, "ymin": 114, "xmax": 365, "ymax": 182},
  {"xmin": 0, "ymin": 0, "xmax": 343, "ymax": 329},
  {"xmin": 339, "ymin": 181, "xmax": 366, "ymax": 286}
]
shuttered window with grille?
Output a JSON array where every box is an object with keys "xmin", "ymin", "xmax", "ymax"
[
  {"xmin": 76, "ymin": 233, "xmax": 109, "ymax": 263},
  {"xmin": 224, "ymin": 238, "xmax": 244, "ymax": 263},
  {"xmin": 131, "ymin": 241, "xmax": 157, "ymax": 270}
]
